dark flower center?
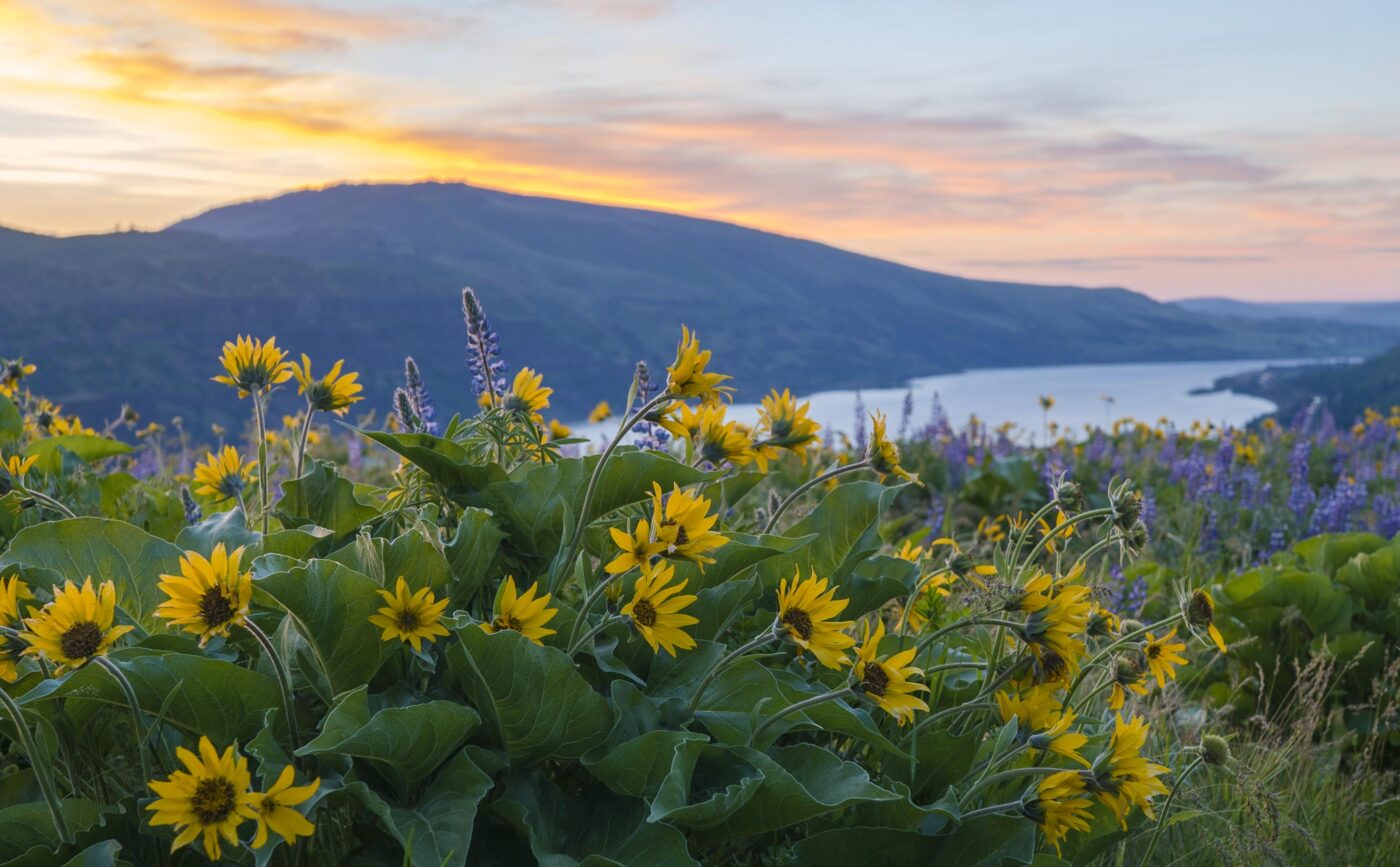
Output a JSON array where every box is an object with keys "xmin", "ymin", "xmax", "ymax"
[
  {"xmin": 396, "ymin": 610, "xmax": 421, "ymax": 632},
  {"xmin": 493, "ymin": 615, "xmax": 524, "ymax": 632},
  {"xmin": 1145, "ymin": 643, "xmax": 1161, "ymax": 660},
  {"xmin": 60, "ymin": 621, "xmax": 103, "ymax": 659},
  {"xmin": 199, "ymin": 587, "xmax": 235, "ymax": 629},
  {"xmin": 1188, "ymin": 590, "xmax": 1214, "ymax": 625},
  {"xmin": 192, "ymin": 777, "xmax": 237, "ymax": 825},
  {"xmin": 862, "ymin": 661, "xmax": 889, "ymax": 697},
  {"xmin": 781, "ymin": 608, "xmax": 813, "ymax": 641},
  {"xmin": 673, "ymin": 525, "xmax": 690, "ymax": 547},
  {"xmin": 631, "ymin": 599, "xmax": 657, "ymax": 627}
]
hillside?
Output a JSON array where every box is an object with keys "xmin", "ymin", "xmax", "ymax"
[
  {"xmin": 1207, "ymin": 348, "xmax": 1400, "ymax": 425},
  {"xmin": 1, "ymin": 182, "xmax": 1392, "ymax": 430},
  {"xmin": 1176, "ymin": 297, "xmax": 1400, "ymax": 329}
]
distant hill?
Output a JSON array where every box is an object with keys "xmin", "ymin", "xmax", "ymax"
[
  {"xmin": 1208, "ymin": 348, "xmax": 1400, "ymax": 426},
  {"xmin": 1176, "ymin": 297, "xmax": 1400, "ymax": 329},
  {"xmin": 1, "ymin": 182, "xmax": 1394, "ymax": 431}
]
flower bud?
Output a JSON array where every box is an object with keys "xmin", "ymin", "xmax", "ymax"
[{"xmin": 1200, "ymin": 734, "xmax": 1231, "ymax": 766}]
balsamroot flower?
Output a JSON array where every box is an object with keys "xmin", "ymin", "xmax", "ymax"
[
  {"xmin": 854, "ymin": 620, "xmax": 928, "ymax": 724},
  {"xmin": 666, "ymin": 326, "xmax": 732, "ymax": 401},
  {"xmin": 1186, "ymin": 588, "xmax": 1227, "ymax": 653},
  {"xmin": 192, "ymin": 446, "xmax": 255, "ymax": 503},
  {"xmin": 291, "ymin": 355, "xmax": 363, "ymax": 415},
  {"xmin": 0, "ymin": 357, "xmax": 36, "ymax": 397},
  {"xmin": 1085, "ymin": 714, "xmax": 1171, "ymax": 828},
  {"xmin": 146, "ymin": 737, "xmax": 259, "ymax": 861},
  {"xmin": 757, "ymin": 388, "xmax": 821, "ymax": 459},
  {"xmin": 649, "ymin": 482, "xmax": 728, "ymax": 568},
  {"xmin": 369, "ymin": 577, "xmax": 449, "ymax": 652},
  {"xmin": 156, "ymin": 544, "xmax": 252, "ymax": 646},
  {"xmin": 547, "ymin": 419, "xmax": 572, "ymax": 441},
  {"xmin": 249, "ymin": 765, "xmax": 320, "ymax": 849},
  {"xmin": 1142, "ymin": 628, "xmax": 1188, "ymax": 687},
  {"xmin": 605, "ymin": 518, "xmax": 666, "ymax": 575},
  {"xmin": 996, "ymin": 686, "xmax": 1090, "ymax": 767},
  {"xmin": 866, "ymin": 411, "xmax": 917, "ymax": 484},
  {"xmin": 3, "ymin": 454, "xmax": 37, "ymax": 481},
  {"xmin": 213, "ymin": 336, "xmax": 293, "ymax": 398},
  {"xmin": 777, "ymin": 570, "xmax": 855, "ymax": 669},
  {"xmin": 20, "ymin": 578, "xmax": 133, "ymax": 673},
  {"xmin": 0, "ymin": 575, "xmax": 32, "ymax": 682},
  {"xmin": 1022, "ymin": 771, "xmax": 1094, "ymax": 855},
  {"xmin": 588, "ymin": 401, "xmax": 613, "ymax": 423},
  {"xmin": 1108, "ymin": 655, "xmax": 1149, "ymax": 710},
  {"xmin": 482, "ymin": 367, "xmax": 553, "ymax": 424},
  {"xmin": 692, "ymin": 404, "xmax": 756, "ymax": 468},
  {"xmin": 1038, "ymin": 510, "xmax": 1074, "ymax": 554},
  {"xmin": 482, "ymin": 576, "xmax": 558, "ymax": 645},
  {"xmin": 622, "ymin": 561, "xmax": 698, "ymax": 656},
  {"xmin": 1016, "ymin": 573, "xmax": 1092, "ymax": 678}
]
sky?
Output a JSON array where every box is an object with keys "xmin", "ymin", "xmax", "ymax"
[{"xmin": 1, "ymin": 0, "xmax": 1398, "ymax": 302}]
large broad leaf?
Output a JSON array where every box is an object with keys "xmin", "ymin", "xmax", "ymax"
[
  {"xmin": 23, "ymin": 435, "xmax": 131, "ymax": 473},
  {"xmin": 175, "ymin": 507, "xmax": 258, "ymax": 556},
  {"xmin": 326, "ymin": 525, "xmax": 451, "ymax": 591},
  {"xmin": 276, "ymin": 459, "xmax": 378, "ymax": 535},
  {"xmin": 444, "ymin": 509, "xmax": 507, "ymax": 607},
  {"xmin": 842, "ymin": 554, "xmax": 918, "ymax": 618},
  {"xmin": 19, "ymin": 647, "xmax": 280, "ymax": 743},
  {"xmin": 447, "ymin": 626, "xmax": 612, "ymax": 765},
  {"xmin": 792, "ymin": 815, "xmax": 1036, "ymax": 867},
  {"xmin": 0, "ymin": 517, "xmax": 183, "ymax": 630},
  {"xmin": 253, "ymin": 559, "xmax": 392, "ymax": 702},
  {"xmin": 0, "ymin": 393, "xmax": 21, "ymax": 441},
  {"xmin": 681, "ymin": 743, "xmax": 900, "ymax": 844},
  {"xmin": 493, "ymin": 769, "xmax": 700, "ymax": 867},
  {"xmin": 582, "ymin": 729, "xmax": 709, "ymax": 800},
  {"xmin": 1293, "ymin": 532, "xmax": 1387, "ymax": 575},
  {"xmin": 481, "ymin": 449, "xmax": 712, "ymax": 560},
  {"xmin": 0, "ymin": 799, "xmax": 121, "ymax": 866},
  {"xmin": 299, "ymin": 686, "xmax": 480, "ymax": 796},
  {"xmin": 670, "ymin": 531, "xmax": 812, "ymax": 595},
  {"xmin": 348, "ymin": 748, "xmax": 495, "ymax": 867},
  {"xmin": 755, "ymin": 480, "xmax": 907, "ymax": 593},
  {"xmin": 691, "ymin": 657, "xmax": 905, "ymax": 756},
  {"xmin": 353, "ymin": 429, "xmax": 508, "ymax": 496}
]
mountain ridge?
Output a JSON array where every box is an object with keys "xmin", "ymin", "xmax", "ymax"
[{"xmin": 1, "ymin": 181, "xmax": 1391, "ymax": 430}]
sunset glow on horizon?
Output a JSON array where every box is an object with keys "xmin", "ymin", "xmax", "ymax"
[{"xmin": 2, "ymin": 0, "xmax": 1398, "ymax": 302}]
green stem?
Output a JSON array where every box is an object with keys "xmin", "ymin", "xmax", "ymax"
[
  {"xmin": 1013, "ymin": 508, "xmax": 1114, "ymax": 580},
  {"xmin": 567, "ymin": 614, "xmax": 624, "ymax": 656},
  {"xmin": 901, "ymin": 700, "xmax": 995, "ymax": 745},
  {"xmin": 244, "ymin": 621, "xmax": 301, "ymax": 756},
  {"xmin": 252, "ymin": 392, "xmax": 271, "ymax": 535},
  {"xmin": 565, "ymin": 569, "xmax": 621, "ymax": 652},
  {"xmin": 897, "ymin": 569, "xmax": 953, "ymax": 634},
  {"xmin": 553, "ymin": 391, "xmax": 673, "ymax": 592},
  {"xmin": 93, "ymin": 655, "xmax": 151, "ymax": 784},
  {"xmin": 1007, "ymin": 497, "xmax": 1064, "ymax": 568},
  {"xmin": 0, "ymin": 687, "xmax": 72, "ymax": 844},
  {"xmin": 688, "ymin": 625, "xmax": 779, "ymax": 712},
  {"xmin": 749, "ymin": 687, "xmax": 854, "ymax": 746},
  {"xmin": 1063, "ymin": 613, "xmax": 1184, "ymax": 706},
  {"xmin": 762, "ymin": 460, "xmax": 869, "ymax": 534},
  {"xmin": 293, "ymin": 400, "xmax": 315, "ymax": 481},
  {"xmin": 15, "ymin": 486, "xmax": 77, "ymax": 519},
  {"xmin": 961, "ymin": 765, "xmax": 1065, "ymax": 805},
  {"xmin": 915, "ymin": 616, "xmax": 1021, "ymax": 655},
  {"xmin": 1139, "ymin": 757, "xmax": 1205, "ymax": 866},
  {"xmin": 959, "ymin": 800, "xmax": 1024, "ymax": 823}
]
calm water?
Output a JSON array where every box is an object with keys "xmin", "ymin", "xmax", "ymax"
[{"xmin": 571, "ymin": 358, "xmax": 1332, "ymax": 445}]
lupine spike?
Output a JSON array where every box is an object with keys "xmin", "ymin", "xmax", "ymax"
[
  {"xmin": 393, "ymin": 387, "xmax": 422, "ymax": 433},
  {"xmin": 180, "ymin": 485, "xmax": 201, "ymax": 524},
  {"xmin": 403, "ymin": 356, "xmax": 438, "ymax": 435},
  {"xmin": 462, "ymin": 287, "xmax": 506, "ymax": 405}
]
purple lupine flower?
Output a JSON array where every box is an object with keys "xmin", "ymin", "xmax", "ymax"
[
  {"xmin": 631, "ymin": 361, "xmax": 670, "ymax": 451},
  {"xmin": 853, "ymin": 391, "xmax": 868, "ymax": 454},
  {"xmin": 1286, "ymin": 439, "xmax": 1316, "ymax": 520},
  {"xmin": 462, "ymin": 287, "xmax": 507, "ymax": 402},
  {"xmin": 897, "ymin": 388, "xmax": 914, "ymax": 441},
  {"xmin": 346, "ymin": 432, "xmax": 364, "ymax": 473},
  {"xmin": 181, "ymin": 486, "xmax": 201, "ymax": 525},
  {"xmin": 403, "ymin": 356, "xmax": 438, "ymax": 435}
]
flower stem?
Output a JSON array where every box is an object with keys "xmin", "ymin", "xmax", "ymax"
[
  {"xmin": 958, "ymin": 800, "xmax": 1024, "ymax": 822},
  {"xmin": 93, "ymin": 655, "xmax": 151, "ymax": 784},
  {"xmin": 567, "ymin": 613, "xmax": 624, "ymax": 656},
  {"xmin": 688, "ymin": 625, "xmax": 779, "ymax": 713},
  {"xmin": 565, "ymin": 569, "xmax": 620, "ymax": 652},
  {"xmin": 901, "ymin": 700, "xmax": 994, "ymax": 745},
  {"xmin": 244, "ymin": 621, "xmax": 301, "ymax": 756},
  {"xmin": 749, "ymin": 687, "xmax": 854, "ymax": 746},
  {"xmin": 0, "ymin": 687, "xmax": 72, "ymax": 844},
  {"xmin": 293, "ymin": 400, "xmax": 315, "ymax": 481},
  {"xmin": 552, "ymin": 391, "xmax": 673, "ymax": 592},
  {"xmin": 1063, "ymin": 613, "xmax": 1185, "ymax": 706},
  {"xmin": 762, "ymin": 460, "xmax": 869, "ymax": 534},
  {"xmin": 1139, "ymin": 756, "xmax": 1205, "ymax": 866},
  {"xmin": 252, "ymin": 392, "xmax": 271, "ymax": 535},
  {"xmin": 15, "ymin": 485, "xmax": 77, "ymax": 519},
  {"xmin": 960, "ymin": 765, "xmax": 1065, "ymax": 805}
]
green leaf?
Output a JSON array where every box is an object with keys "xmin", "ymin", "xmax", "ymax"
[
  {"xmin": 353, "ymin": 428, "xmax": 508, "ymax": 496},
  {"xmin": 447, "ymin": 626, "xmax": 612, "ymax": 765},
  {"xmin": 23, "ymin": 436, "xmax": 131, "ymax": 473},
  {"xmin": 57, "ymin": 841, "xmax": 130, "ymax": 867},
  {"xmin": 0, "ymin": 394, "xmax": 22, "ymax": 441},
  {"xmin": 481, "ymin": 449, "xmax": 712, "ymax": 561},
  {"xmin": 493, "ymin": 770, "xmax": 700, "ymax": 867},
  {"xmin": 444, "ymin": 509, "xmax": 507, "ymax": 607},
  {"xmin": 253, "ymin": 559, "xmax": 393, "ymax": 702},
  {"xmin": 0, "ymin": 517, "xmax": 183, "ymax": 629},
  {"xmin": 0, "ymin": 799, "xmax": 119, "ymax": 864},
  {"xmin": 175, "ymin": 507, "xmax": 258, "ymax": 556},
  {"xmin": 755, "ymin": 480, "xmax": 907, "ymax": 592},
  {"xmin": 347, "ymin": 748, "xmax": 494, "ymax": 867},
  {"xmin": 299, "ymin": 686, "xmax": 480, "ymax": 795},
  {"xmin": 670, "ymin": 530, "xmax": 811, "ymax": 594},
  {"xmin": 19, "ymin": 647, "xmax": 280, "ymax": 743},
  {"xmin": 582, "ymin": 729, "xmax": 709, "ymax": 800},
  {"xmin": 684, "ymin": 743, "xmax": 900, "ymax": 844},
  {"xmin": 276, "ymin": 459, "xmax": 378, "ymax": 535}
]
